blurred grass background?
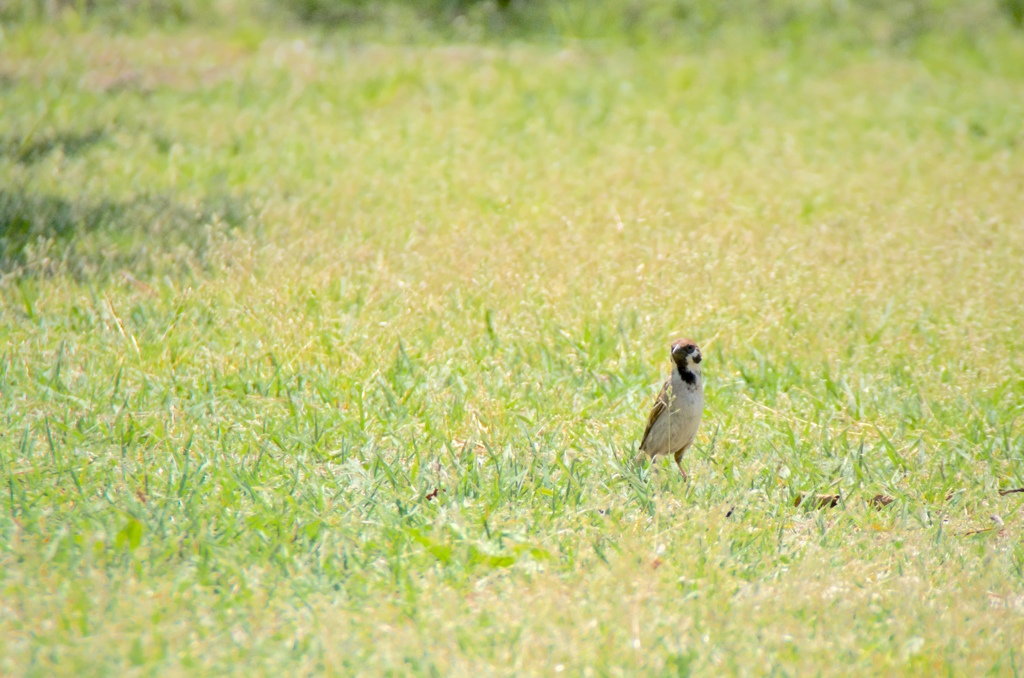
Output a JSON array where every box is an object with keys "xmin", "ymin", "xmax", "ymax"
[
  {"xmin": 2, "ymin": 0, "xmax": 1024, "ymax": 675},
  {"xmin": 4, "ymin": 0, "xmax": 1024, "ymax": 41}
]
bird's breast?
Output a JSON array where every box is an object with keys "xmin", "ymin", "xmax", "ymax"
[
  {"xmin": 669, "ymin": 372, "xmax": 704, "ymax": 410},
  {"xmin": 641, "ymin": 372, "xmax": 702, "ymax": 455}
]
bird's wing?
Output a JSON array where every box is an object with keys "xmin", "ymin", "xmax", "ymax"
[{"xmin": 639, "ymin": 379, "xmax": 671, "ymax": 451}]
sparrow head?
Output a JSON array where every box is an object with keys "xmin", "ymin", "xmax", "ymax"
[{"xmin": 670, "ymin": 338, "xmax": 702, "ymax": 372}]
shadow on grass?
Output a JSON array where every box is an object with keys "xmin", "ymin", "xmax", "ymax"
[
  {"xmin": 0, "ymin": 128, "xmax": 108, "ymax": 164},
  {"xmin": 277, "ymin": 0, "xmax": 1023, "ymax": 42},
  {"xmin": 0, "ymin": 188, "xmax": 253, "ymax": 280}
]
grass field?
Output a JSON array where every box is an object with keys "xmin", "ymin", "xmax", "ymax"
[{"xmin": 2, "ymin": 4, "xmax": 1024, "ymax": 674}]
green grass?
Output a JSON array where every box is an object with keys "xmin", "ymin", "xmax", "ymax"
[{"xmin": 2, "ymin": 10, "xmax": 1024, "ymax": 675}]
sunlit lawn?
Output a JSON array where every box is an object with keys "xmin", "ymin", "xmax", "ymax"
[{"xmin": 2, "ymin": 15, "xmax": 1024, "ymax": 675}]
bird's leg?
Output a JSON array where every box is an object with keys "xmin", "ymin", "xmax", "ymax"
[{"xmin": 674, "ymin": 447, "xmax": 689, "ymax": 482}]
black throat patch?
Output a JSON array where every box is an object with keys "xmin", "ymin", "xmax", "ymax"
[{"xmin": 673, "ymin": 358, "xmax": 697, "ymax": 385}]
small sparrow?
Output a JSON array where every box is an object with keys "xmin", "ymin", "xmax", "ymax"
[{"xmin": 637, "ymin": 339, "xmax": 704, "ymax": 480}]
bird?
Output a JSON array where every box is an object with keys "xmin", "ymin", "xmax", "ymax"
[{"xmin": 637, "ymin": 338, "xmax": 704, "ymax": 480}]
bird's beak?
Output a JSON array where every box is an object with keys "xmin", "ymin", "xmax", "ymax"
[{"xmin": 671, "ymin": 345, "xmax": 687, "ymax": 360}]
